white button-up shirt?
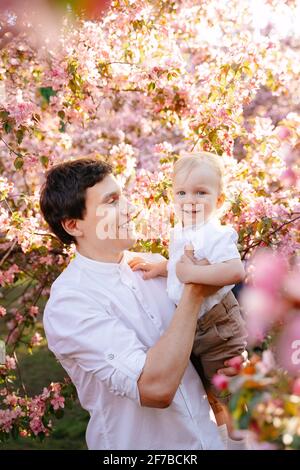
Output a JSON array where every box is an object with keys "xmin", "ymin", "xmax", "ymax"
[
  {"xmin": 167, "ymin": 218, "xmax": 241, "ymax": 316},
  {"xmin": 43, "ymin": 250, "xmax": 224, "ymax": 450}
]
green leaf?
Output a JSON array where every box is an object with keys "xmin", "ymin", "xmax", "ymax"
[
  {"xmin": 58, "ymin": 110, "xmax": 65, "ymax": 119},
  {"xmin": 40, "ymin": 155, "xmax": 49, "ymax": 168},
  {"xmin": 59, "ymin": 120, "xmax": 66, "ymax": 132},
  {"xmin": 39, "ymin": 86, "xmax": 57, "ymax": 104},
  {"xmin": 38, "ymin": 432, "xmax": 45, "ymax": 442},
  {"xmin": 11, "ymin": 424, "xmax": 20, "ymax": 440},
  {"xmin": 14, "ymin": 156, "xmax": 24, "ymax": 170},
  {"xmin": 239, "ymin": 411, "xmax": 251, "ymax": 429},
  {"xmin": 148, "ymin": 82, "xmax": 156, "ymax": 91},
  {"xmin": 4, "ymin": 121, "xmax": 12, "ymax": 133},
  {"xmin": 0, "ymin": 110, "xmax": 9, "ymax": 121},
  {"xmin": 16, "ymin": 128, "xmax": 25, "ymax": 144},
  {"xmin": 54, "ymin": 408, "xmax": 64, "ymax": 419}
]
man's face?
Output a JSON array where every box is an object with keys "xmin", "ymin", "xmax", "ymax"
[{"xmin": 77, "ymin": 174, "xmax": 137, "ymax": 253}]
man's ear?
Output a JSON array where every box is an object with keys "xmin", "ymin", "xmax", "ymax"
[
  {"xmin": 61, "ymin": 219, "xmax": 83, "ymax": 238},
  {"xmin": 217, "ymin": 193, "xmax": 225, "ymax": 208}
]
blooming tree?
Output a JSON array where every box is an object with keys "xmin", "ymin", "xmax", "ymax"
[{"xmin": 0, "ymin": 0, "xmax": 299, "ymax": 443}]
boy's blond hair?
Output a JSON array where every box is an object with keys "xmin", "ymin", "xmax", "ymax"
[{"xmin": 173, "ymin": 151, "xmax": 224, "ymax": 194}]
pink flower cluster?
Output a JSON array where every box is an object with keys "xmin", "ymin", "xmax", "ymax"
[
  {"xmin": 0, "ymin": 382, "xmax": 66, "ymax": 438},
  {"xmin": 0, "ymin": 264, "xmax": 20, "ymax": 287}
]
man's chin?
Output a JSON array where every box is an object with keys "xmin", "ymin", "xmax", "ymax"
[
  {"xmin": 121, "ymin": 236, "xmax": 136, "ymax": 250},
  {"xmin": 118, "ymin": 228, "xmax": 137, "ymax": 248}
]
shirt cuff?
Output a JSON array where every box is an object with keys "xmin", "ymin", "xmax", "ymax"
[{"xmin": 98, "ymin": 350, "xmax": 147, "ymax": 405}]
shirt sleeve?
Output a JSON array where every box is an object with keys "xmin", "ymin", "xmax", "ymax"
[
  {"xmin": 195, "ymin": 226, "xmax": 241, "ymax": 264},
  {"xmin": 44, "ymin": 288, "xmax": 147, "ymax": 405}
]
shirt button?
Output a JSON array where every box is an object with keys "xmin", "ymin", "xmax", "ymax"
[{"xmin": 108, "ymin": 354, "xmax": 114, "ymax": 360}]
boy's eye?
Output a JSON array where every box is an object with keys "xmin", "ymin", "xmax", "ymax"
[
  {"xmin": 177, "ymin": 191, "xmax": 185, "ymax": 196},
  {"xmin": 196, "ymin": 191, "xmax": 206, "ymax": 196}
]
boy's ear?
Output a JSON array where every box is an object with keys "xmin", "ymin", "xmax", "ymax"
[
  {"xmin": 217, "ymin": 193, "xmax": 225, "ymax": 208},
  {"xmin": 61, "ymin": 218, "xmax": 83, "ymax": 238}
]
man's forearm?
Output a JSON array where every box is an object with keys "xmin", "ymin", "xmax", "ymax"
[{"xmin": 138, "ymin": 285, "xmax": 203, "ymax": 407}]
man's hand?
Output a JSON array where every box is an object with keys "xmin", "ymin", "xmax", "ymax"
[
  {"xmin": 176, "ymin": 245, "xmax": 207, "ymax": 283},
  {"xmin": 176, "ymin": 259, "xmax": 192, "ymax": 283},
  {"xmin": 176, "ymin": 246, "xmax": 219, "ymax": 297}
]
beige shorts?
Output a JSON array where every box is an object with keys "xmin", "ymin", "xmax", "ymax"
[{"xmin": 192, "ymin": 291, "xmax": 248, "ymax": 400}]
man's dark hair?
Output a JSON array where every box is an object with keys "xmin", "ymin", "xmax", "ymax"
[{"xmin": 40, "ymin": 158, "xmax": 113, "ymax": 245}]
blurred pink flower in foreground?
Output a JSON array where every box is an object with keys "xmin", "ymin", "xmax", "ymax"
[
  {"xmin": 241, "ymin": 249, "xmax": 300, "ymax": 376},
  {"xmin": 240, "ymin": 249, "xmax": 298, "ymax": 345},
  {"xmin": 292, "ymin": 378, "xmax": 300, "ymax": 396},
  {"xmin": 212, "ymin": 374, "xmax": 229, "ymax": 391},
  {"xmin": 277, "ymin": 315, "xmax": 300, "ymax": 375}
]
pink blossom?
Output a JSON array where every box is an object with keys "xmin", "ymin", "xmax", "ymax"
[
  {"xmin": 226, "ymin": 356, "xmax": 243, "ymax": 371},
  {"xmin": 280, "ymin": 168, "xmax": 298, "ymax": 187},
  {"xmin": 30, "ymin": 332, "xmax": 43, "ymax": 347},
  {"xmin": 0, "ymin": 306, "xmax": 7, "ymax": 317},
  {"xmin": 49, "ymin": 382, "xmax": 61, "ymax": 394},
  {"xmin": 50, "ymin": 382, "xmax": 62, "ymax": 394},
  {"xmin": 276, "ymin": 316, "xmax": 300, "ymax": 375},
  {"xmin": 256, "ymin": 350, "xmax": 276, "ymax": 375},
  {"xmin": 4, "ymin": 393, "xmax": 19, "ymax": 407},
  {"xmin": 240, "ymin": 286, "xmax": 284, "ymax": 345},
  {"xmin": 50, "ymin": 395, "xmax": 65, "ymax": 411},
  {"xmin": 5, "ymin": 355, "xmax": 16, "ymax": 370},
  {"xmin": 0, "ymin": 264, "xmax": 20, "ymax": 287},
  {"xmin": 284, "ymin": 269, "xmax": 300, "ymax": 304},
  {"xmin": 212, "ymin": 374, "xmax": 229, "ymax": 391},
  {"xmin": 9, "ymin": 101, "xmax": 36, "ymax": 127},
  {"xmin": 154, "ymin": 142, "xmax": 173, "ymax": 154},
  {"xmin": 251, "ymin": 250, "xmax": 288, "ymax": 296},
  {"xmin": 277, "ymin": 126, "xmax": 292, "ymax": 140},
  {"xmin": 29, "ymin": 416, "xmax": 46, "ymax": 436},
  {"xmin": 29, "ymin": 306, "xmax": 39, "ymax": 318},
  {"xmin": 15, "ymin": 311, "xmax": 24, "ymax": 324},
  {"xmin": 292, "ymin": 378, "xmax": 300, "ymax": 396}
]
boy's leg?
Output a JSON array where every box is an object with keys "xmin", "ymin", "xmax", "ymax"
[{"xmin": 192, "ymin": 292, "xmax": 248, "ymax": 438}]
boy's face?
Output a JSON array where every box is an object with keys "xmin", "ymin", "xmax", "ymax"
[
  {"xmin": 173, "ymin": 163, "xmax": 223, "ymax": 226},
  {"xmin": 75, "ymin": 174, "xmax": 137, "ymax": 254}
]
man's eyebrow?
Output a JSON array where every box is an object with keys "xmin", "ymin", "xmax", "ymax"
[{"xmin": 101, "ymin": 189, "xmax": 121, "ymax": 202}]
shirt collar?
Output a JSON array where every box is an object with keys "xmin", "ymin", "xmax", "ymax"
[{"xmin": 73, "ymin": 250, "xmax": 128, "ymax": 275}]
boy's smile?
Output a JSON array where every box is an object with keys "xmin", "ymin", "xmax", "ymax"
[{"xmin": 173, "ymin": 163, "xmax": 223, "ymax": 226}]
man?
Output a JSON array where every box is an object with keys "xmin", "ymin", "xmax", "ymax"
[{"xmin": 40, "ymin": 158, "xmax": 243, "ymax": 450}]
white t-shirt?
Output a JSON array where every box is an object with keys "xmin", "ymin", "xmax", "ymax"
[
  {"xmin": 43, "ymin": 250, "xmax": 224, "ymax": 450},
  {"xmin": 167, "ymin": 218, "xmax": 241, "ymax": 317}
]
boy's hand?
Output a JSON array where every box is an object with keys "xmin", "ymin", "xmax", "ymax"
[
  {"xmin": 176, "ymin": 245, "xmax": 208, "ymax": 283},
  {"xmin": 218, "ymin": 351, "xmax": 249, "ymax": 376},
  {"xmin": 128, "ymin": 257, "xmax": 161, "ymax": 280}
]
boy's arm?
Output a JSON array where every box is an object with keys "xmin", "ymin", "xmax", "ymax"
[{"xmin": 176, "ymin": 258, "xmax": 245, "ymax": 286}]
